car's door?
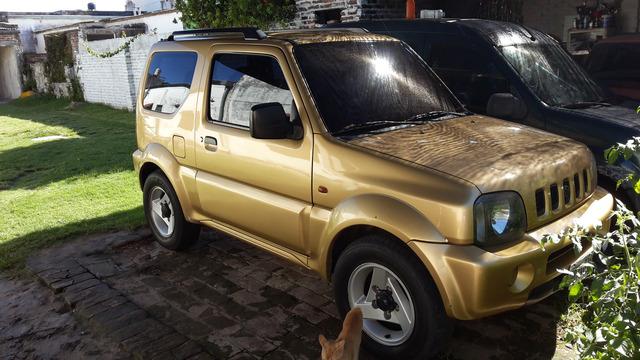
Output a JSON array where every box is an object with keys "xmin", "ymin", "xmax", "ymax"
[{"xmin": 193, "ymin": 44, "xmax": 313, "ymax": 255}]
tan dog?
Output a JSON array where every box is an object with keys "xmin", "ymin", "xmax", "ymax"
[{"xmin": 319, "ymin": 307, "xmax": 363, "ymax": 360}]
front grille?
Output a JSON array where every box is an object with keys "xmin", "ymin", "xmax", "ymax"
[{"xmin": 534, "ymin": 168, "xmax": 592, "ymax": 218}]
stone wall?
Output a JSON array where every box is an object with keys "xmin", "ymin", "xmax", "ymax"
[
  {"xmin": 76, "ymin": 33, "xmax": 162, "ymax": 110},
  {"xmin": 292, "ymin": 0, "xmax": 406, "ymax": 28}
]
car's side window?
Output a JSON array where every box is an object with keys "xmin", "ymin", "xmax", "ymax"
[
  {"xmin": 427, "ymin": 42, "xmax": 510, "ymax": 114},
  {"xmin": 143, "ymin": 52, "xmax": 197, "ymax": 114},
  {"xmin": 209, "ymin": 53, "xmax": 294, "ymax": 128}
]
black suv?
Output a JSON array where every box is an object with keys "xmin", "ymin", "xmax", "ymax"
[{"xmin": 328, "ymin": 19, "xmax": 640, "ymax": 210}]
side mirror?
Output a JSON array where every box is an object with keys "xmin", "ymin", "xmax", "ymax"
[
  {"xmin": 250, "ymin": 102, "xmax": 292, "ymax": 139},
  {"xmin": 486, "ymin": 93, "xmax": 527, "ymax": 120}
]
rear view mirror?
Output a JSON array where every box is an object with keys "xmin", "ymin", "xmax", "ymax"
[
  {"xmin": 486, "ymin": 93, "xmax": 527, "ymax": 120},
  {"xmin": 250, "ymin": 102, "xmax": 292, "ymax": 139}
]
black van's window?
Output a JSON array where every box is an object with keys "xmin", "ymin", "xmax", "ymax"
[
  {"xmin": 143, "ymin": 52, "xmax": 197, "ymax": 114},
  {"xmin": 501, "ymin": 41, "xmax": 605, "ymax": 107},
  {"xmin": 428, "ymin": 43, "xmax": 510, "ymax": 114},
  {"xmin": 209, "ymin": 53, "xmax": 293, "ymax": 127},
  {"xmin": 294, "ymin": 41, "xmax": 462, "ymax": 134}
]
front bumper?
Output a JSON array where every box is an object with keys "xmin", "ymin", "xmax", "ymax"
[{"xmin": 409, "ymin": 186, "xmax": 613, "ymax": 320}]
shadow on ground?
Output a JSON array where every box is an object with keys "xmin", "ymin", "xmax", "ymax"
[
  {"xmin": 26, "ymin": 227, "xmax": 574, "ymax": 360},
  {"xmin": 0, "ymin": 207, "xmax": 144, "ymax": 270}
]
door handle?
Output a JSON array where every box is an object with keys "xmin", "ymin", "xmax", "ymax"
[{"xmin": 203, "ymin": 136, "xmax": 218, "ymax": 151}]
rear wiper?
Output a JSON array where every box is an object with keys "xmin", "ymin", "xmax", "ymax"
[{"xmin": 561, "ymin": 101, "xmax": 611, "ymax": 109}]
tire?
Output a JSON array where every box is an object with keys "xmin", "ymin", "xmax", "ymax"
[
  {"xmin": 143, "ymin": 171, "xmax": 200, "ymax": 250},
  {"xmin": 332, "ymin": 234, "xmax": 453, "ymax": 359}
]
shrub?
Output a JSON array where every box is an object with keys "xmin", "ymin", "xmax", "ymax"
[{"xmin": 541, "ymin": 138, "xmax": 640, "ymax": 359}]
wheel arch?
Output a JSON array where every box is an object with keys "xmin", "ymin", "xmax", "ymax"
[
  {"xmin": 318, "ymin": 194, "xmax": 446, "ymax": 276},
  {"xmin": 134, "ymin": 143, "xmax": 199, "ymax": 222}
]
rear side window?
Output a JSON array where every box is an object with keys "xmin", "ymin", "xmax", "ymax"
[
  {"xmin": 143, "ymin": 52, "xmax": 197, "ymax": 114},
  {"xmin": 427, "ymin": 42, "xmax": 510, "ymax": 114},
  {"xmin": 209, "ymin": 53, "xmax": 293, "ymax": 127}
]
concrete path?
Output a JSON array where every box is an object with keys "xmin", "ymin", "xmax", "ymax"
[{"xmin": 17, "ymin": 228, "xmax": 577, "ymax": 359}]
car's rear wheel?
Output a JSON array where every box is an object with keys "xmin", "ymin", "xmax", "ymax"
[
  {"xmin": 332, "ymin": 234, "xmax": 452, "ymax": 359},
  {"xmin": 143, "ymin": 171, "xmax": 199, "ymax": 250}
]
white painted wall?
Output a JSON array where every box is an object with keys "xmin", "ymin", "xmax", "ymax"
[
  {"xmin": 0, "ymin": 46, "xmax": 22, "ymax": 99},
  {"xmin": 77, "ymin": 33, "xmax": 164, "ymax": 110}
]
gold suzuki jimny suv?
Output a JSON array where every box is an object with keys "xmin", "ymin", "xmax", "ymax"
[{"xmin": 133, "ymin": 27, "xmax": 614, "ymax": 358}]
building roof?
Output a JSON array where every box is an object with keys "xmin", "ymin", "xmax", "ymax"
[
  {"xmin": 2, "ymin": 10, "xmax": 135, "ymax": 17},
  {"xmin": 33, "ymin": 9, "xmax": 178, "ymax": 35},
  {"xmin": 0, "ymin": 22, "xmax": 19, "ymax": 34}
]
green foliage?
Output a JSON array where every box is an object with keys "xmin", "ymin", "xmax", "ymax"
[
  {"xmin": 541, "ymin": 205, "xmax": 640, "ymax": 359},
  {"xmin": 540, "ymin": 135, "xmax": 640, "ymax": 359},
  {"xmin": 82, "ymin": 32, "xmax": 148, "ymax": 58},
  {"xmin": 175, "ymin": 0, "xmax": 296, "ymax": 29},
  {"xmin": 605, "ymin": 137, "xmax": 640, "ymax": 192},
  {"xmin": 21, "ymin": 66, "xmax": 37, "ymax": 92},
  {"xmin": 69, "ymin": 78, "xmax": 84, "ymax": 102},
  {"xmin": 0, "ymin": 97, "xmax": 144, "ymax": 270},
  {"xmin": 44, "ymin": 34, "xmax": 73, "ymax": 83}
]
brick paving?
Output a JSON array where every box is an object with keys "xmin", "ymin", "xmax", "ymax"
[{"xmin": 25, "ymin": 228, "xmax": 576, "ymax": 359}]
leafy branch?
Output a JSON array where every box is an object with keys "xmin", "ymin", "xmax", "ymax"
[{"xmin": 82, "ymin": 30, "xmax": 154, "ymax": 58}]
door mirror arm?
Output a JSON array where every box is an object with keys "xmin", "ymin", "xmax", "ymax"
[{"xmin": 486, "ymin": 93, "xmax": 528, "ymax": 120}]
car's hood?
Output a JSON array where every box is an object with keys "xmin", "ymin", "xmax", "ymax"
[
  {"xmin": 564, "ymin": 105, "xmax": 640, "ymax": 131},
  {"xmin": 347, "ymin": 115, "xmax": 598, "ymax": 231}
]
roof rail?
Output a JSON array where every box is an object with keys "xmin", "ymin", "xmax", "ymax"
[
  {"xmin": 167, "ymin": 27, "xmax": 267, "ymax": 41},
  {"xmin": 273, "ymin": 27, "xmax": 369, "ymax": 34}
]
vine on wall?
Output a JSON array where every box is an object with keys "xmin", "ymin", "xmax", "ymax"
[
  {"xmin": 82, "ymin": 31, "xmax": 152, "ymax": 58},
  {"xmin": 44, "ymin": 34, "xmax": 73, "ymax": 83}
]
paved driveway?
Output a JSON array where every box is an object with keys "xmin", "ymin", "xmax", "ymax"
[{"xmin": 24, "ymin": 228, "xmax": 575, "ymax": 359}]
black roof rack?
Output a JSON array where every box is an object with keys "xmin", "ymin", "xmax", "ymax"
[{"xmin": 167, "ymin": 27, "xmax": 267, "ymax": 41}]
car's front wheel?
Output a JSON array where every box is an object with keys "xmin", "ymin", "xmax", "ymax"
[
  {"xmin": 143, "ymin": 171, "xmax": 200, "ymax": 250},
  {"xmin": 332, "ymin": 235, "xmax": 452, "ymax": 359}
]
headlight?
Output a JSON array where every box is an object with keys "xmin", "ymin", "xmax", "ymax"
[{"xmin": 474, "ymin": 192, "xmax": 526, "ymax": 248}]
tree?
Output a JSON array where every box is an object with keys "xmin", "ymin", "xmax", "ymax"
[{"xmin": 175, "ymin": 0, "xmax": 297, "ymax": 29}]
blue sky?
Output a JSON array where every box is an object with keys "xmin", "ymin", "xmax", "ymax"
[{"xmin": 0, "ymin": 0, "xmax": 125, "ymax": 12}]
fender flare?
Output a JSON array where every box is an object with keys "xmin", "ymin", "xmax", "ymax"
[
  {"xmin": 316, "ymin": 194, "xmax": 446, "ymax": 279},
  {"xmin": 134, "ymin": 143, "xmax": 199, "ymax": 221}
]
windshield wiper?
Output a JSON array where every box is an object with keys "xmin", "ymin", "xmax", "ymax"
[
  {"xmin": 405, "ymin": 110, "xmax": 469, "ymax": 122},
  {"xmin": 333, "ymin": 111, "xmax": 468, "ymax": 137},
  {"xmin": 332, "ymin": 120, "xmax": 412, "ymax": 136},
  {"xmin": 561, "ymin": 101, "xmax": 611, "ymax": 109}
]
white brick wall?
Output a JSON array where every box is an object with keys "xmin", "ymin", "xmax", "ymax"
[{"xmin": 77, "ymin": 33, "xmax": 163, "ymax": 110}]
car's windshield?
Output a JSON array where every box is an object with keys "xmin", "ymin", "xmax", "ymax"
[
  {"xmin": 500, "ymin": 42, "xmax": 605, "ymax": 107},
  {"xmin": 294, "ymin": 41, "xmax": 463, "ymax": 134}
]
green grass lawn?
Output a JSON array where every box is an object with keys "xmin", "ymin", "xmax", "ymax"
[{"xmin": 0, "ymin": 97, "xmax": 145, "ymax": 270}]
